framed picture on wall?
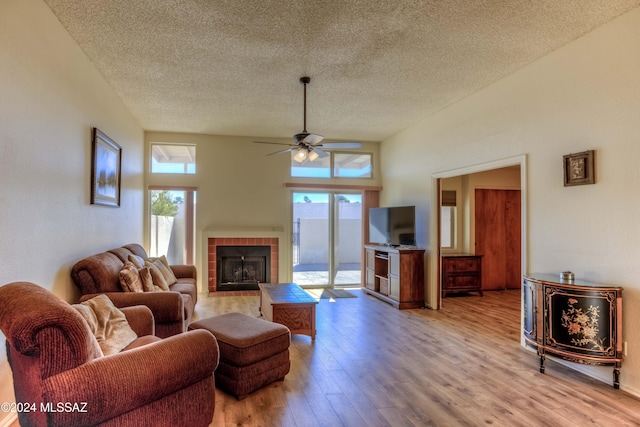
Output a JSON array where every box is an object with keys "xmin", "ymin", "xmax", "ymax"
[
  {"xmin": 563, "ymin": 150, "xmax": 594, "ymax": 187},
  {"xmin": 91, "ymin": 127, "xmax": 122, "ymax": 207}
]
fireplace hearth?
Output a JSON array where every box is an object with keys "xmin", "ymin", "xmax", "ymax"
[{"xmin": 216, "ymin": 245, "xmax": 270, "ymax": 291}]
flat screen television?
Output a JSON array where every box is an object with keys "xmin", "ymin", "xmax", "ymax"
[{"xmin": 369, "ymin": 206, "xmax": 416, "ymax": 246}]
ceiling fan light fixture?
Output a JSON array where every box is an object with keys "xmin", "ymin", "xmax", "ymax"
[
  {"xmin": 308, "ymin": 150, "xmax": 319, "ymax": 162},
  {"xmin": 294, "ymin": 149, "xmax": 307, "ymax": 163}
]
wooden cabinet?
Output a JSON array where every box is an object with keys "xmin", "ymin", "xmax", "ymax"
[
  {"xmin": 388, "ymin": 252, "xmax": 400, "ymax": 300},
  {"xmin": 364, "ymin": 245, "xmax": 424, "ymax": 309},
  {"xmin": 365, "ymin": 249, "xmax": 376, "ymax": 292},
  {"xmin": 441, "ymin": 255, "xmax": 482, "ymax": 297},
  {"xmin": 523, "ymin": 274, "xmax": 623, "ymax": 388}
]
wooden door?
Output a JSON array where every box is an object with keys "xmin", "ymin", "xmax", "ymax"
[{"xmin": 475, "ymin": 189, "xmax": 521, "ymax": 290}]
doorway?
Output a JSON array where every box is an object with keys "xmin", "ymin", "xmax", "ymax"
[
  {"xmin": 292, "ymin": 192, "xmax": 362, "ymax": 287},
  {"xmin": 432, "ymin": 155, "xmax": 527, "ymax": 310}
]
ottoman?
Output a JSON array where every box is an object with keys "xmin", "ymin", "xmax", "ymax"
[{"xmin": 189, "ymin": 312, "xmax": 291, "ymax": 399}]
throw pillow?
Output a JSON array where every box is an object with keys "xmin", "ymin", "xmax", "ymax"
[
  {"xmin": 146, "ymin": 255, "xmax": 178, "ymax": 285},
  {"xmin": 145, "ymin": 260, "xmax": 170, "ymax": 291},
  {"xmin": 73, "ymin": 294, "xmax": 137, "ymax": 356},
  {"xmin": 128, "ymin": 254, "xmax": 145, "ymax": 269},
  {"xmin": 119, "ymin": 261, "xmax": 144, "ymax": 292},
  {"xmin": 138, "ymin": 266, "xmax": 156, "ymax": 292}
]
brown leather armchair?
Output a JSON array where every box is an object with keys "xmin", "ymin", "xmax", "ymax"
[{"xmin": 0, "ymin": 282, "xmax": 218, "ymax": 427}]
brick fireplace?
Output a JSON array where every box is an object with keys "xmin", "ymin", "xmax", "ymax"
[{"xmin": 208, "ymin": 237, "xmax": 279, "ymax": 292}]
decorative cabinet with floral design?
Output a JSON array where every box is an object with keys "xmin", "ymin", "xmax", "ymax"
[{"xmin": 523, "ymin": 274, "xmax": 623, "ymax": 388}]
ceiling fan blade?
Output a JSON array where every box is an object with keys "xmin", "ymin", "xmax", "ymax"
[
  {"xmin": 303, "ymin": 133, "xmax": 324, "ymax": 145},
  {"xmin": 317, "ymin": 142, "xmax": 362, "ymax": 149},
  {"xmin": 254, "ymin": 140, "xmax": 293, "ymax": 146},
  {"xmin": 266, "ymin": 148, "xmax": 294, "ymax": 156},
  {"xmin": 311, "ymin": 147, "xmax": 329, "ymax": 158}
]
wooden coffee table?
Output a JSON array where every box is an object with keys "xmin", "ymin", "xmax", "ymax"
[{"xmin": 258, "ymin": 283, "xmax": 318, "ymax": 340}]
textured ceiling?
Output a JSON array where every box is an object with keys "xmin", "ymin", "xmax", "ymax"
[{"xmin": 44, "ymin": 0, "xmax": 640, "ymax": 142}]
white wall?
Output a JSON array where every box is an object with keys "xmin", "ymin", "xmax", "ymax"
[
  {"xmin": 380, "ymin": 8, "xmax": 640, "ymax": 394},
  {"xmin": 0, "ymin": 0, "xmax": 144, "ymax": 418}
]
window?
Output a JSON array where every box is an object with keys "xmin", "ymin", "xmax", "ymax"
[
  {"xmin": 149, "ymin": 188, "xmax": 196, "ymax": 264},
  {"xmin": 291, "ymin": 152, "xmax": 372, "ymax": 178},
  {"xmin": 440, "ymin": 206, "xmax": 456, "ymax": 248},
  {"xmin": 151, "ymin": 144, "xmax": 196, "ymax": 174},
  {"xmin": 291, "ymin": 154, "xmax": 331, "ymax": 178},
  {"xmin": 441, "ymin": 190, "xmax": 456, "ymax": 249},
  {"xmin": 334, "ymin": 153, "xmax": 372, "ymax": 178}
]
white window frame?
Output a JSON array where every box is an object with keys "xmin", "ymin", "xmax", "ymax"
[
  {"xmin": 291, "ymin": 151, "xmax": 372, "ymax": 179},
  {"xmin": 150, "ymin": 143, "xmax": 196, "ymax": 174}
]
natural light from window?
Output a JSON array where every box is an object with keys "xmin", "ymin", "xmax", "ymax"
[
  {"xmin": 440, "ymin": 206, "xmax": 455, "ymax": 248},
  {"xmin": 291, "ymin": 152, "xmax": 371, "ymax": 178},
  {"xmin": 333, "ymin": 153, "xmax": 372, "ymax": 178},
  {"xmin": 440, "ymin": 190, "xmax": 457, "ymax": 249},
  {"xmin": 291, "ymin": 153, "xmax": 331, "ymax": 178},
  {"xmin": 151, "ymin": 143, "xmax": 196, "ymax": 174}
]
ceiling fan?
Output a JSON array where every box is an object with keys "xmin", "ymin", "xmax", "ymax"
[{"xmin": 254, "ymin": 76, "xmax": 362, "ymax": 162}]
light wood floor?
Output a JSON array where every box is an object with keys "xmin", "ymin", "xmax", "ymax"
[{"xmin": 198, "ymin": 289, "xmax": 640, "ymax": 427}]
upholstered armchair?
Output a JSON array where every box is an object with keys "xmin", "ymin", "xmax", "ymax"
[
  {"xmin": 0, "ymin": 282, "xmax": 219, "ymax": 427},
  {"xmin": 71, "ymin": 243, "xmax": 198, "ymax": 338}
]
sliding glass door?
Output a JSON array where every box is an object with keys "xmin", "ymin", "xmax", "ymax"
[
  {"xmin": 292, "ymin": 192, "xmax": 362, "ymax": 286},
  {"xmin": 334, "ymin": 193, "xmax": 362, "ymax": 285}
]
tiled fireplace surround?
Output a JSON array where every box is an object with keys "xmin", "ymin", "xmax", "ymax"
[{"xmin": 207, "ymin": 237, "xmax": 279, "ymax": 293}]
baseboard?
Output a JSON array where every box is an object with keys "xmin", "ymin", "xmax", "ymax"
[
  {"xmin": 520, "ymin": 344, "xmax": 640, "ymax": 399},
  {"xmin": 549, "ymin": 356, "xmax": 640, "ymax": 399},
  {"xmin": 620, "ymin": 383, "xmax": 640, "ymax": 399}
]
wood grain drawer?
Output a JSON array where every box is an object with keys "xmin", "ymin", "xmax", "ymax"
[
  {"xmin": 445, "ymin": 275, "xmax": 481, "ymax": 289},
  {"xmin": 444, "ymin": 257, "xmax": 479, "ymax": 272}
]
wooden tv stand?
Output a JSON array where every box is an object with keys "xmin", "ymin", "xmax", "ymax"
[{"xmin": 363, "ymin": 245, "xmax": 425, "ymax": 309}]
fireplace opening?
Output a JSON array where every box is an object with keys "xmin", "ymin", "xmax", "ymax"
[{"xmin": 216, "ymin": 245, "xmax": 270, "ymax": 291}]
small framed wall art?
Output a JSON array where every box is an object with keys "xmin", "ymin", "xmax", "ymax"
[
  {"xmin": 91, "ymin": 127, "xmax": 122, "ymax": 207},
  {"xmin": 563, "ymin": 150, "xmax": 594, "ymax": 187}
]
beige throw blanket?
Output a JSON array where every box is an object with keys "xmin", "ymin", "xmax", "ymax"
[{"xmin": 73, "ymin": 294, "xmax": 137, "ymax": 355}]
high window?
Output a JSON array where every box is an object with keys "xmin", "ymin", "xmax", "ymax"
[
  {"xmin": 151, "ymin": 144, "xmax": 196, "ymax": 174},
  {"xmin": 291, "ymin": 152, "xmax": 372, "ymax": 178}
]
